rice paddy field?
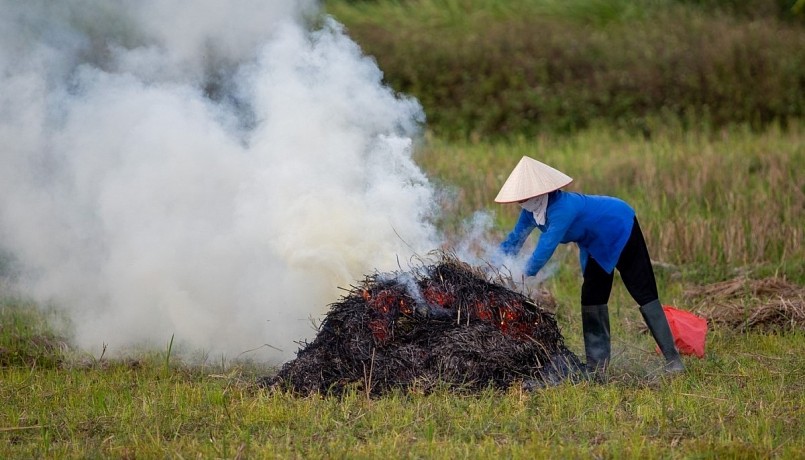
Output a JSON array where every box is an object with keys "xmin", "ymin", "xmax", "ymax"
[
  {"xmin": 2, "ymin": 1, "xmax": 804, "ymax": 458},
  {"xmin": 2, "ymin": 123, "xmax": 803, "ymax": 458}
]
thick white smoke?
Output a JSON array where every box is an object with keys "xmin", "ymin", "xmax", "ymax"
[{"xmin": 0, "ymin": 1, "xmax": 439, "ymax": 362}]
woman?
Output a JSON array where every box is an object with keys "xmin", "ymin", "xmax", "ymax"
[{"xmin": 495, "ymin": 156, "xmax": 684, "ymax": 377}]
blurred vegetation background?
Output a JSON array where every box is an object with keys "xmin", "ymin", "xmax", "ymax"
[
  {"xmin": 323, "ymin": 0, "xmax": 804, "ymax": 283},
  {"xmin": 325, "ymin": 0, "xmax": 805, "ymax": 139}
]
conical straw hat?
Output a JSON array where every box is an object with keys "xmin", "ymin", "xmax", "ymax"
[{"xmin": 494, "ymin": 156, "xmax": 573, "ymax": 203}]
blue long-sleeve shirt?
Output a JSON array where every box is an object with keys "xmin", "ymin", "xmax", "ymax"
[{"xmin": 499, "ymin": 191, "xmax": 636, "ymax": 276}]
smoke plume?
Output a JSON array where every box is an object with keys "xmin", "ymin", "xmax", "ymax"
[{"xmin": 0, "ymin": 0, "xmax": 440, "ymax": 362}]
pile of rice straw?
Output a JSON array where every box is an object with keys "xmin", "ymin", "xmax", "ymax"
[
  {"xmin": 261, "ymin": 254, "xmax": 582, "ymax": 395},
  {"xmin": 686, "ymin": 276, "xmax": 805, "ymax": 331}
]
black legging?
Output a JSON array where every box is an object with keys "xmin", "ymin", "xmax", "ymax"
[{"xmin": 581, "ymin": 217, "xmax": 659, "ymax": 307}]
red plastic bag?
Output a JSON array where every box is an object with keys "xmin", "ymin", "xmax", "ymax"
[{"xmin": 658, "ymin": 305, "xmax": 708, "ymax": 358}]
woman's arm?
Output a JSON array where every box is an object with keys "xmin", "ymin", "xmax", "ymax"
[
  {"xmin": 499, "ymin": 209, "xmax": 537, "ymax": 256},
  {"xmin": 524, "ymin": 206, "xmax": 575, "ymax": 276}
]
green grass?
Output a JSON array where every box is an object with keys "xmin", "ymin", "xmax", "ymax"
[
  {"xmin": 0, "ymin": 297, "xmax": 66, "ymax": 369},
  {"xmin": 325, "ymin": 0, "xmax": 805, "ymax": 138},
  {"xmin": 2, "ymin": 122, "xmax": 804, "ymax": 458},
  {"xmin": 327, "ymin": 0, "xmax": 671, "ymax": 26},
  {"xmin": 1, "ymin": 320, "xmax": 803, "ymax": 458}
]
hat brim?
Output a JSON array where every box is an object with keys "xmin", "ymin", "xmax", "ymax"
[{"xmin": 494, "ymin": 156, "xmax": 573, "ymax": 203}]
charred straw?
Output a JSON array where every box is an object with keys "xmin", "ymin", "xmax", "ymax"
[{"xmin": 262, "ymin": 254, "xmax": 581, "ymax": 395}]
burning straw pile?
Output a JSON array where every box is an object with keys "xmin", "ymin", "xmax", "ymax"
[
  {"xmin": 263, "ymin": 255, "xmax": 582, "ymax": 395},
  {"xmin": 686, "ymin": 276, "xmax": 805, "ymax": 331}
]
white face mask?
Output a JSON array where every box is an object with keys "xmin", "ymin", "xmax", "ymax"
[{"xmin": 520, "ymin": 194, "xmax": 549, "ymax": 225}]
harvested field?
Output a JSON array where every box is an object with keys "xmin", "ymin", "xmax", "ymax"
[
  {"xmin": 262, "ymin": 255, "xmax": 582, "ymax": 395},
  {"xmin": 686, "ymin": 276, "xmax": 805, "ymax": 331}
]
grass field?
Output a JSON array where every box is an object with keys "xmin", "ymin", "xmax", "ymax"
[
  {"xmin": 419, "ymin": 122, "xmax": 804, "ymax": 283},
  {"xmin": 325, "ymin": 0, "xmax": 805, "ymax": 138},
  {"xmin": 0, "ymin": 329, "xmax": 803, "ymax": 458},
  {"xmin": 2, "ymin": 0, "xmax": 804, "ymax": 457},
  {"xmin": 2, "ymin": 121, "xmax": 804, "ymax": 458}
]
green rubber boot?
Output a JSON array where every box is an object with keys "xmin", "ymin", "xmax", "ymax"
[
  {"xmin": 581, "ymin": 304, "xmax": 611, "ymax": 382},
  {"xmin": 639, "ymin": 300, "xmax": 685, "ymax": 374}
]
